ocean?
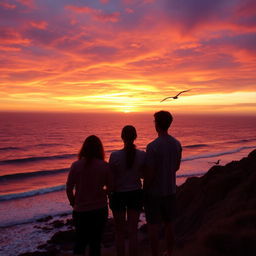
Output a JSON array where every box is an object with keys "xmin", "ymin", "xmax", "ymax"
[{"xmin": 0, "ymin": 112, "xmax": 255, "ymax": 255}]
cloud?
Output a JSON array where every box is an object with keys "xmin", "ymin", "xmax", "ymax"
[
  {"xmin": 66, "ymin": 5, "xmax": 120, "ymax": 23},
  {"xmin": 0, "ymin": 0, "xmax": 255, "ymax": 113},
  {"xmin": 30, "ymin": 21, "xmax": 48, "ymax": 30},
  {"xmin": 0, "ymin": 2, "xmax": 16, "ymax": 9}
]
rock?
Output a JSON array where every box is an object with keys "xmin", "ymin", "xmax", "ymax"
[
  {"xmin": 48, "ymin": 230, "xmax": 75, "ymax": 244},
  {"xmin": 65, "ymin": 218, "xmax": 73, "ymax": 226},
  {"xmin": 50, "ymin": 220, "xmax": 65, "ymax": 228},
  {"xmin": 36, "ymin": 216, "xmax": 53, "ymax": 223},
  {"xmin": 173, "ymin": 149, "xmax": 256, "ymax": 255},
  {"xmin": 18, "ymin": 249, "xmax": 57, "ymax": 256}
]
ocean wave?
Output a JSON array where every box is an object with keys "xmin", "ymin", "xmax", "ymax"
[
  {"xmin": 0, "ymin": 146, "xmax": 21, "ymax": 151},
  {"xmin": 0, "ymin": 185, "xmax": 66, "ymax": 202},
  {"xmin": 0, "ymin": 210, "xmax": 72, "ymax": 228},
  {"xmin": 183, "ymin": 144, "xmax": 208, "ymax": 149},
  {"xmin": 182, "ymin": 146, "xmax": 255, "ymax": 162},
  {"xmin": 34, "ymin": 143, "xmax": 67, "ymax": 147},
  {"xmin": 0, "ymin": 168, "xmax": 69, "ymax": 182},
  {"xmin": 177, "ymin": 172, "xmax": 205, "ymax": 178},
  {"xmin": 227, "ymin": 138, "xmax": 256, "ymax": 144},
  {"xmin": 0, "ymin": 153, "xmax": 76, "ymax": 165}
]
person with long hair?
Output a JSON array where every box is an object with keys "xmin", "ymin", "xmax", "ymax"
[
  {"xmin": 109, "ymin": 125, "xmax": 146, "ymax": 256},
  {"xmin": 66, "ymin": 135, "xmax": 112, "ymax": 256}
]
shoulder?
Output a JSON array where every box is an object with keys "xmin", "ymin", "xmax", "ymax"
[
  {"xmin": 70, "ymin": 159, "xmax": 82, "ymax": 169},
  {"xmin": 110, "ymin": 149, "xmax": 124, "ymax": 161},
  {"xmin": 96, "ymin": 159, "xmax": 110, "ymax": 168},
  {"xmin": 146, "ymin": 138, "xmax": 159, "ymax": 150},
  {"xmin": 169, "ymin": 135, "xmax": 182, "ymax": 148},
  {"xmin": 136, "ymin": 149, "xmax": 146, "ymax": 156},
  {"xmin": 93, "ymin": 159, "xmax": 111, "ymax": 173}
]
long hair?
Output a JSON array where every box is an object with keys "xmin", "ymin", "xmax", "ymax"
[
  {"xmin": 78, "ymin": 135, "xmax": 105, "ymax": 162},
  {"xmin": 121, "ymin": 125, "xmax": 137, "ymax": 169}
]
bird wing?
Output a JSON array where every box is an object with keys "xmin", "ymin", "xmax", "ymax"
[
  {"xmin": 175, "ymin": 89, "xmax": 191, "ymax": 97},
  {"xmin": 160, "ymin": 96, "xmax": 173, "ymax": 102}
]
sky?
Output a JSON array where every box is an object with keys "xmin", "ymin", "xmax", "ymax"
[{"xmin": 0, "ymin": 0, "xmax": 256, "ymax": 114}]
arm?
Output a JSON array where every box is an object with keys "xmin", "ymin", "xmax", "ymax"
[
  {"xmin": 138, "ymin": 151, "xmax": 146, "ymax": 179},
  {"xmin": 66, "ymin": 164, "xmax": 76, "ymax": 207},
  {"xmin": 108, "ymin": 153, "xmax": 117, "ymax": 192},
  {"xmin": 176, "ymin": 144, "xmax": 182, "ymax": 172},
  {"xmin": 106, "ymin": 163, "xmax": 115, "ymax": 193},
  {"xmin": 143, "ymin": 145, "xmax": 156, "ymax": 189}
]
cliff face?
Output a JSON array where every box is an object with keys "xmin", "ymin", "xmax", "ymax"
[{"xmin": 174, "ymin": 149, "xmax": 256, "ymax": 256}]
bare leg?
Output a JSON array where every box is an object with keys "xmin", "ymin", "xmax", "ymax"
[
  {"xmin": 127, "ymin": 209, "xmax": 140, "ymax": 256},
  {"xmin": 113, "ymin": 211, "xmax": 126, "ymax": 256},
  {"xmin": 165, "ymin": 222, "xmax": 174, "ymax": 256},
  {"xmin": 148, "ymin": 223, "xmax": 160, "ymax": 256}
]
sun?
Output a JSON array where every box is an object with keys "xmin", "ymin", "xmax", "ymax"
[{"xmin": 122, "ymin": 105, "xmax": 135, "ymax": 113}]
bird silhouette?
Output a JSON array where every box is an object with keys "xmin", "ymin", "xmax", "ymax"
[
  {"xmin": 208, "ymin": 159, "xmax": 221, "ymax": 165},
  {"xmin": 160, "ymin": 89, "xmax": 191, "ymax": 102}
]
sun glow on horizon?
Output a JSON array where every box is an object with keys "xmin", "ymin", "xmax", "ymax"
[{"xmin": 0, "ymin": 0, "xmax": 255, "ymax": 114}]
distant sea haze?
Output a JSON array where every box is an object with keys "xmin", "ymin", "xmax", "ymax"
[{"xmin": 0, "ymin": 112, "xmax": 255, "ymax": 228}]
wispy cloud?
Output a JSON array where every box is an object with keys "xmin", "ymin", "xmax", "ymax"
[{"xmin": 0, "ymin": 0, "xmax": 255, "ymax": 113}]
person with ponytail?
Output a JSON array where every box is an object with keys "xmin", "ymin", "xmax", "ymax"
[
  {"xmin": 66, "ymin": 135, "xmax": 112, "ymax": 256},
  {"xmin": 109, "ymin": 125, "xmax": 146, "ymax": 256}
]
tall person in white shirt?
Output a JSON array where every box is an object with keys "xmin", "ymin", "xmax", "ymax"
[
  {"xmin": 144, "ymin": 111, "xmax": 182, "ymax": 256},
  {"xmin": 109, "ymin": 125, "xmax": 146, "ymax": 256}
]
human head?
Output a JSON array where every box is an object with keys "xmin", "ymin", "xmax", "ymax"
[
  {"xmin": 154, "ymin": 111, "xmax": 173, "ymax": 132},
  {"xmin": 78, "ymin": 135, "xmax": 105, "ymax": 160},
  {"xmin": 121, "ymin": 125, "xmax": 137, "ymax": 144}
]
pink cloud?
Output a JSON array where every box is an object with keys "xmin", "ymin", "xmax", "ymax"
[
  {"xmin": 16, "ymin": 0, "xmax": 35, "ymax": 8},
  {"xmin": 30, "ymin": 21, "xmax": 48, "ymax": 30},
  {"xmin": 0, "ymin": 28, "xmax": 30, "ymax": 46},
  {"xmin": 125, "ymin": 8, "xmax": 134, "ymax": 14},
  {"xmin": 0, "ymin": 2, "xmax": 16, "ymax": 9},
  {"xmin": 66, "ymin": 5, "xmax": 120, "ymax": 23}
]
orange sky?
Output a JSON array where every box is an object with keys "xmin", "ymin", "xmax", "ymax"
[{"xmin": 0, "ymin": 0, "xmax": 256, "ymax": 114}]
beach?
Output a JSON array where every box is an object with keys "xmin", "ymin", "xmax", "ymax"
[{"xmin": 0, "ymin": 112, "xmax": 255, "ymax": 255}]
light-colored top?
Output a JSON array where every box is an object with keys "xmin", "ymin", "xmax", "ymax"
[
  {"xmin": 66, "ymin": 158, "xmax": 111, "ymax": 212},
  {"xmin": 109, "ymin": 149, "xmax": 146, "ymax": 192},
  {"xmin": 144, "ymin": 135, "xmax": 182, "ymax": 196}
]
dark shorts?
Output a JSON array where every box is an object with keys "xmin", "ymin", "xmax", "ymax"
[
  {"xmin": 109, "ymin": 189, "xmax": 143, "ymax": 212},
  {"xmin": 144, "ymin": 193, "xmax": 176, "ymax": 224}
]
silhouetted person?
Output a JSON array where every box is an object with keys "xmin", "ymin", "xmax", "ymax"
[
  {"xmin": 109, "ymin": 125, "xmax": 146, "ymax": 256},
  {"xmin": 143, "ymin": 111, "xmax": 182, "ymax": 256},
  {"xmin": 66, "ymin": 135, "xmax": 112, "ymax": 256}
]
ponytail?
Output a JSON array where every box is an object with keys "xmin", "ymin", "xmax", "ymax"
[
  {"xmin": 121, "ymin": 125, "xmax": 137, "ymax": 169},
  {"xmin": 124, "ymin": 142, "xmax": 136, "ymax": 169}
]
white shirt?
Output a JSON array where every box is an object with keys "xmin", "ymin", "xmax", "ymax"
[
  {"xmin": 144, "ymin": 135, "xmax": 182, "ymax": 196},
  {"xmin": 109, "ymin": 149, "xmax": 146, "ymax": 192}
]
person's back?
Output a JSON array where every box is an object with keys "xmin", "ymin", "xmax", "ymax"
[
  {"xmin": 109, "ymin": 125, "xmax": 145, "ymax": 256},
  {"xmin": 143, "ymin": 111, "xmax": 182, "ymax": 256},
  {"xmin": 66, "ymin": 135, "xmax": 111, "ymax": 256},
  {"xmin": 110, "ymin": 148, "xmax": 145, "ymax": 192},
  {"xmin": 68, "ymin": 158, "xmax": 110, "ymax": 212},
  {"xmin": 144, "ymin": 134, "xmax": 181, "ymax": 196}
]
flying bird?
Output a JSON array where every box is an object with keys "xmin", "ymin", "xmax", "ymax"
[
  {"xmin": 160, "ymin": 89, "xmax": 191, "ymax": 102},
  {"xmin": 208, "ymin": 160, "xmax": 221, "ymax": 165}
]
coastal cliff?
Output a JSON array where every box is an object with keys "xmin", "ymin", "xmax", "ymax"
[
  {"xmin": 174, "ymin": 149, "xmax": 256, "ymax": 256},
  {"xmin": 19, "ymin": 149, "xmax": 256, "ymax": 256}
]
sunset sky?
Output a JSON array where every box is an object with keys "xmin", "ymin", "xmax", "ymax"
[{"xmin": 0, "ymin": 0, "xmax": 256, "ymax": 114}]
